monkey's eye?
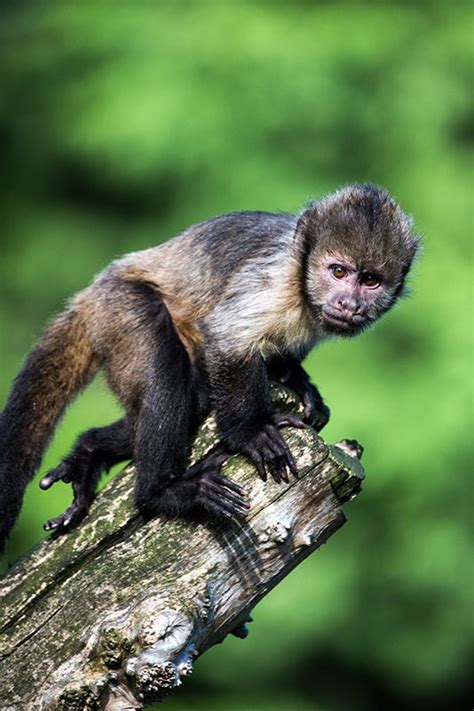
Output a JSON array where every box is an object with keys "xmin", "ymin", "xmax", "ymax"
[
  {"xmin": 361, "ymin": 272, "xmax": 380, "ymax": 288},
  {"xmin": 330, "ymin": 265, "xmax": 347, "ymax": 279}
]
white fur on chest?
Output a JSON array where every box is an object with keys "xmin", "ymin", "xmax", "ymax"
[{"xmin": 204, "ymin": 240, "xmax": 324, "ymax": 358}]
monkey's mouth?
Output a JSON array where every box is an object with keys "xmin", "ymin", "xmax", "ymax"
[{"xmin": 321, "ymin": 308, "xmax": 365, "ymax": 334}]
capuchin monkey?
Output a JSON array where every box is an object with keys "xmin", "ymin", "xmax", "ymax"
[{"xmin": 0, "ymin": 183, "xmax": 419, "ymax": 552}]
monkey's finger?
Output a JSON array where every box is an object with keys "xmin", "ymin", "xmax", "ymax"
[
  {"xmin": 206, "ymin": 492, "xmax": 249, "ymax": 519},
  {"xmin": 270, "ymin": 436, "xmax": 298, "ymax": 478},
  {"xmin": 261, "ymin": 443, "xmax": 282, "ymax": 461},
  {"xmin": 208, "ymin": 473, "xmax": 246, "ymax": 497},
  {"xmin": 274, "ymin": 456, "xmax": 290, "ymax": 483},
  {"xmin": 272, "ymin": 413, "xmax": 306, "ymax": 429},
  {"xmin": 268, "ymin": 429, "xmax": 299, "ymax": 477},
  {"xmin": 203, "ymin": 452, "xmax": 229, "ymax": 470},
  {"xmin": 283, "ymin": 450, "xmax": 298, "ymax": 478},
  {"xmin": 266, "ymin": 450, "xmax": 290, "ymax": 484},
  {"xmin": 204, "ymin": 501, "xmax": 232, "ymax": 520},
  {"xmin": 61, "ymin": 512, "xmax": 78, "ymax": 529},
  {"xmin": 261, "ymin": 446, "xmax": 285, "ymax": 483},
  {"xmin": 261, "ymin": 435, "xmax": 296, "ymax": 479},
  {"xmin": 203, "ymin": 481, "xmax": 250, "ymax": 510},
  {"xmin": 40, "ymin": 466, "xmax": 67, "ymax": 490},
  {"xmin": 216, "ymin": 498, "xmax": 249, "ymax": 519},
  {"xmin": 44, "ymin": 500, "xmax": 87, "ymax": 532},
  {"xmin": 44, "ymin": 511, "xmax": 70, "ymax": 531},
  {"xmin": 263, "ymin": 425, "xmax": 294, "ymax": 459},
  {"xmin": 203, "ymin": 492, "xmax": 246, "ymax": 520},
  {"xmin": 244, "ymin": 447, "xmax": 267, "ymax": 481},
  {"xmin": 302, "ymin": 394, "xmax": 317, "ymax": 424},
  {"xmin": 219, "ymin": 493, "xmax": 251, "ymax": 516},
  {"xmin": 262, "ymin": 432, "xmax": 288, "ymax": 459},
  {"xmin": 185, "ymin": 453, "xmax": 229, "ymax": 479},
  {"xmin": 267, "ymin": 459, "xmax": 282, "ymax": 484}
]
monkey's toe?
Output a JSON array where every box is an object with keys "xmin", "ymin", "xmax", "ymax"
[
  {"xmin": 40, "ymin": 462, "xmax": 72, "ymax": 490},
  {"xmin": 311, "ymin": 403, "xmax": 331, "ymax": 432},
  {"xmin": 184, "ymin": 448, "xmax": 250, "ymax": 519},
  {"xmin": 43, "ymin": 500, "xmax": 89, "ymax": 534},
  {"xmin": 184, "ymin": 450, "xmax": 229, "ymax": 479},
  {"xmin": 198, "ymin": 472, "xmax": 250, "ymax": 521},
  {"xmin": 242, "ymin": 423, "xmax": 299, "ymax": 483},
  {"xmin": 270, "ymin": 413, "xmax": 306, "ymax": 430}
]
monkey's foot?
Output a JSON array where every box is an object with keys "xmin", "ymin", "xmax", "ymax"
[
  {"xmin": 137, "ymin": 452, "xmax": 250, "ymax": 523},
  {"xmin": 185, "ymin": 453, "xmax": 250, "ymax": 521},
  {"xmin": 197, "ymin": 471, "xmax": 250, "ymax": 521},
  {"xmin": 277, "ymin": 366, "xmax": 330, "ymax": 431},
  {"xmin": 41, "ymin": 459, "xmax": 97, "ymax": 534},
  {"xmin": 43, "ymin": 499, "xmax": 90, "ymax": 533},
  {"xmin": 40, "ymin": 460, "xmax": 77, "ymax": 489},
  {"xmin": 307, "ymin": 400, "xmax": 330, "ymax": 432},
  {"xmin": 293, "ymin": 383, "xmax": 330, "ymax": 431},
  {"xmin": 241, "ymin": 414, "xmax": 304, "ymax": 484}
]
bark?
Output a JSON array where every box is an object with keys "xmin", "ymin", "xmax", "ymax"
[{"xmin": 0, "ymin": 385, "xmax": 365, "ymax": 710}]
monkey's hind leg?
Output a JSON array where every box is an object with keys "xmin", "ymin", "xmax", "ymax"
[
  {"xmin": 130, "ymin": 283, "xmax": 249, "ymax": 523},
  {"xmin": 40, "ymin": 417, "xmax": 132, "ymax": 533}
]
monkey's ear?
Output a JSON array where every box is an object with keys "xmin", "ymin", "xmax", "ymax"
[
  {"xmin": 402, "ymin": 228, "xmax": 422, "ymax": 273},
  {"xmin": 394, "ymin": 207, "xmax": 422, "ymax": 263},
  {"xmin": 409, "ymin": 230, "xmax": 422, "ymax": 260},
  {"xmin": 294, "ymin": 202, "xmax": 319, "ymax": 243}
]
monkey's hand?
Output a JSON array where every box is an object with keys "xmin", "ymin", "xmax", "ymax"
[
  {"xmin": 240, "ymin": 413, "xmax": 304, "ymax": 484},
  {"xmin": 40, "ymin": 462, "xmax": 96, "ymax": 533}
]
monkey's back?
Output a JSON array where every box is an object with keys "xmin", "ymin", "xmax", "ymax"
[{"xmin": 113, "ymin": 210, "xmax": 298, "ymax": 322}]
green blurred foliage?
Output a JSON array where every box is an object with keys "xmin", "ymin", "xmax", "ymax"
[{"xmin": 0, "ymin": 2, "xmax": 472, "ymax": 709}]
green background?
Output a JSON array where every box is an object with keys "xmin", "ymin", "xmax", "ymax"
[{"xmin": 0, "ymin": 2, "xmax": 472, "ymax": 709}]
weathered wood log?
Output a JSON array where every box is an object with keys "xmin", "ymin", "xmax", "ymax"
[{"xmin": 0, "ymin": 386, "xmax": 365, "ymax": 710}]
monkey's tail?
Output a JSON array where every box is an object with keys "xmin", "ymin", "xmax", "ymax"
[{"xmin": 0, "ymin": 300, "xmax": 98, "ymax": 552}]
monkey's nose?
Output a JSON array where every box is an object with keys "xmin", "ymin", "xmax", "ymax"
[{"xmin": 336, "ymin": 298, "xmax": 359, "ymax": 314}]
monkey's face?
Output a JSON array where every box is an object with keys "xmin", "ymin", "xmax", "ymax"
[
  {"xmin": 297, "ymin": 183, "xmax": 420, "ymax": 337},
  {"xmin": 307, "ymin": 253, "xmax": 403, "ymax": 337}
]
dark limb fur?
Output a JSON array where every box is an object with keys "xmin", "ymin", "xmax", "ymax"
[
  {"xmin": 206, "ymin": 347, "xmax": 305, "ymax": 484},
  {"xmin": 267, "ymin": 356, "xmax": 330, "ymax": 432},
  {"xmin": 123, "ymin": 283, "xmax": 248, "ymax": 522},
  {"xmin": 34, "ymin": 281, "xmax": 249, "ymax": 537},
  {"xmin": 42, "ymin": 350, "xmax": 328, "ymax": 524},
  {"xmin": 35, "ymin": 282, "xmax": 248, "ymax": 533}
]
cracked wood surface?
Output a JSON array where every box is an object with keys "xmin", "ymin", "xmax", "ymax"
[{"xmin": 0, "ymin": 386, "xmax": 365, "ymax": 710}]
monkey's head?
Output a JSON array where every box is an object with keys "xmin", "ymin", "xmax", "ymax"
[{"xmin": 297, "ymin": 183, "xmax": 420, "ymax": 337}]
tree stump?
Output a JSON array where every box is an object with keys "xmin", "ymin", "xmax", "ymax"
[{"xmin": 0, "ymin": 386, "xmax": 365, "ymax": 710}]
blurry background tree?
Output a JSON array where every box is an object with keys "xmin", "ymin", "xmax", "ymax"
[{"xmin": 0, "ymin": 2, "xmax": 472, "ymax": 710}]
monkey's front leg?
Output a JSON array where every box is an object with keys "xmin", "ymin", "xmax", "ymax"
[
  {"xmin": 267, "ymin": 356, "xmax": 330, "ymax": 432},
  {"xmin": 207, "ymin": 348, "xmax": 305, "ymax": 484}
]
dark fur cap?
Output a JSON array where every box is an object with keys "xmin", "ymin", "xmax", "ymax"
[{"xmin": 298, "ymin": 183, "xmax": 420, "ymax": 283}]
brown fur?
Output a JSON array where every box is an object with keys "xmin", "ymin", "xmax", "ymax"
[
  {"xmin": 0, "ymin": 183, "xmax": 419, "ymax": 551},
  {"xmin": 18, "ymin": 298, "xmax": 98, "ymax": 454}
]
